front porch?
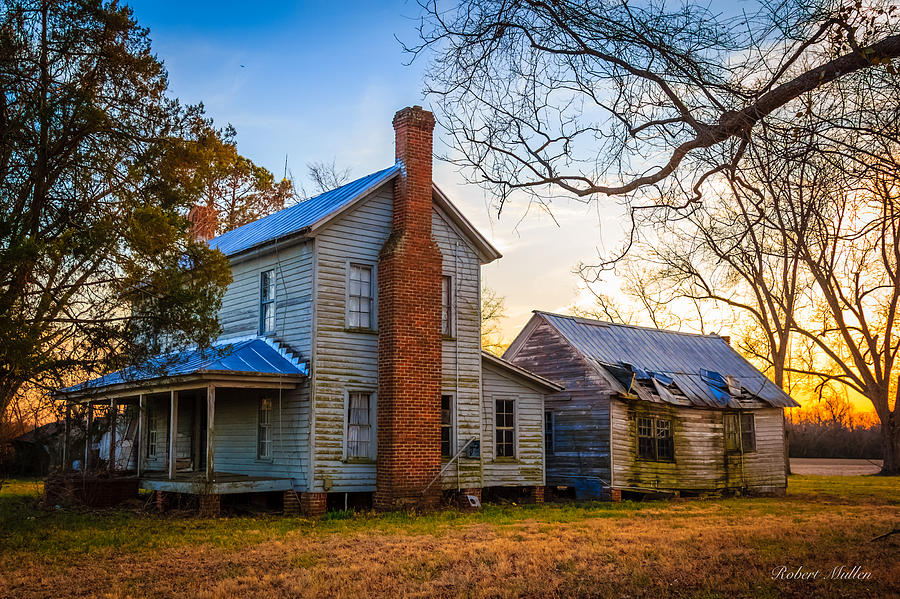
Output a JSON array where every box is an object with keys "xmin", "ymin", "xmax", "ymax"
[{"xmin": 138, "ymin": 470, "xmax": 294, "ymax": 494}]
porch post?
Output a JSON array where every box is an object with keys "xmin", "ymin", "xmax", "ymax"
[
  {"xmin": 136, "ymin": 394, "xmax": 145, "ymax": 477},
  {"xmin": 108, "ymin": 397, "xmax": 117, "ymax": 472},
  {"xmin": 168, "ymin": 390, "xmax": 178, "ymax": 480},
  {"xmin": 63, "ymin": 404, "xmax": 70, "ymax": 471},
  {"xmin": 206, "ymin": 385, "xmax": 215, "ymax": 482},
  {"xmin": 84, "ymin": 402, "xmax": 93, "ymax": 471}
]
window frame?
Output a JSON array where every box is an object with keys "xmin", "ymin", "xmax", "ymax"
[
  {"xmin": 740, "ymin": 412, "xmax": 757, "ymax": 453},
  {"xmin": 725, "ymin": 412, "xmax": 757, "ymax": 453},
  {"xmin": 544, "ymin": 410, "xmax": 555, "ymax": 456},
  {"xmin": 344, "ymin": 390, "xmax": 376, "ymax": 462},
  {"xmin": 636, "ymin": 415, "xmax": 675, "ymax": 462},
  {"xmin": 494, "ymin": 397, "xmax": 517, "ymax": 460},
  {"xmin": 346, "ymin": 261, "xmax": 376, "ymax": 331},
  {"xmin": 259, "ymin": 269, "xmax": 276, "ymax": 335},
  {"xmin": 257, "ymin": 397, "xmax": 273, "ymax": 460},
  {"xmin": 147, "ymin": 404, "xmax": 158, "ymax": 458},
  {"xmin": 441, "ymin": 393, "xmax": 455, "ymax": 459},
  {"xmin": 441, "ymin": 274, "xmax": 455, "ymax": 338}
]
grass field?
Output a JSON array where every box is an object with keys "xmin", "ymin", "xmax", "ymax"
[{"xmin": 0, "ymin": 477, "xmax": 898, "ymax": 598}]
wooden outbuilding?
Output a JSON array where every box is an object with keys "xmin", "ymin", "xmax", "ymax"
[{"xmin": 505, "ymin": 311, "xmax": 799, "ymax": 499}]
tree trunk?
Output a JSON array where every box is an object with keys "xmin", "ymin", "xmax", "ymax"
[{"xmin": 881, "ymin": 413, "xmax": 900, "ymax": 475}]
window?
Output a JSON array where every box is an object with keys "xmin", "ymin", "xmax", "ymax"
[
  {"xmin": 741, "ymin": 413, "xmax": 756, "ymax": 452},
  {"xmin": 441, "ymin": 394, "xmax": 453, "ymax": 458},
  {"xmin": 347, "ymin": 392, "xmax": 373, "ymax": 460},
  {"xmin": 147, "ymin": 405, "xmax": 158, "ymax": 458},
  {"xmin": 258, "ymin": 398, "xmax": 273, "ymax": 459},
  {"xmin": 441, "ymin": 275, "xmax": 454, "ymax": 336},
  {"xmin": 637, "ymin": 416, "xmax": 674, "ymax": 461},
  {"xmin": 544, "ymin": 411, "xmax": 554, "ymax": 455},
  {"xmin": 259, "ymin": 269, "xmax": 276, "ymax": 334},
  {"xmin": 348, "ymin": 264, "xmax": 373, "ymax": 329},
  {"xmin": 725, "ymin": 412, "xmax": 757, "ymax": 452},
  {"xmin": 495, "ymin": 398, "xmax": 515, "ymax": 458}
]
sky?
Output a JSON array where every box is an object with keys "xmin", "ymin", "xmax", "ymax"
[{"xmin": 127, "ymin": 0, "xmax": 624, "ymax": 341}]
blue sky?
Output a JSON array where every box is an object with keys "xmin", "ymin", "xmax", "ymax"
[{"xmin": 129, "ymin": 0, "xmax": 624, "ymax": 339}]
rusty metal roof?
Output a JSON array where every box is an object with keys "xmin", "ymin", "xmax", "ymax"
[{"xmin": 531, "ymin": 311, "xmax": 798, "ymax": 409}]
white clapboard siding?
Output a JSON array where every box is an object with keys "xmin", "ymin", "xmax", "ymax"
[
  {"xmin": 310, "ymin": 185, "xmax": 394, "ymax": 493},
  {"xmin": 481, "ymin": 361, "xmax": 546, "ymax": 487},
  {"xmin": 433, "ymin": 207, "xmax": 484, "ymax": 490}
]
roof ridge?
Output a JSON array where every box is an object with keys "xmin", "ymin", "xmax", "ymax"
[{"xmin": 533, "ymin": 309, "xmax": 726, "ymax": 340}]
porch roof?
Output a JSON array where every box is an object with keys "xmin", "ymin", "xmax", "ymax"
[{"xmin": 56, "ymin": 337, "xmax": 308, "ymax": 401}]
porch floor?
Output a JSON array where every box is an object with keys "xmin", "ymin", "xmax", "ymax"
[{"xmin": 138, "ymin": 471, "xmax": 294, "ymax": 495}]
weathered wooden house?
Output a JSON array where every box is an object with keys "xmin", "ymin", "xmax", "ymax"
[
  {"xmin": 505, "ymin": 311, "xmax": 798, "ymax": 499},
  {"xmin": 55, "ymin": 106, "xmax": 561, "ymax": 515}
]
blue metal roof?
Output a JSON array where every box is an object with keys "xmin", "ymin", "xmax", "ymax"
[
  {"xmin": 530, "ymin": 312, "xmax": 798, "ymax": 409},
  {"xmin": 209, "ymin": 164, "xmax": 400, "ymax": 257},
  {"xmin": 60, "ymin": 337, "xmax": 308, "ymax": 394}
]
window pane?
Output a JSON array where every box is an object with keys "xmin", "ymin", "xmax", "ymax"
[
  {"xmin": 545, "ymin": 411, "xmax": 553, "ymax": 455},
  {"xmin": 347, "ymin": 393, "xmax": 372, "ymax": 459},
  {"xmin": 441, "ymin": 394, "xmax": 453, "ymax": 457}
]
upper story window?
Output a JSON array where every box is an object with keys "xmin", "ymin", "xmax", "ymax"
[
  {"xmin": 258, "ymin": 397, "xmax": 273, "ymax": 459},
  {"xmin": 637, "ymin": 416, "xmax": 674, "ymax": 461},
  {"xmin": 441, "ymin": 394, "xmax": 454, "ymax": 458},
  {"xmin": 348, "ymin": 264, "xmax": 374, "ymax": 329},
  {"xmin": 544, "ymin": 411, "xmax": 554, "ymax": 456},
  {"xmin": 347, "ymin": 391, "xmax": 374, "ymax": 460},
  {"xmin": 495, "ymin": 398, "xmax": 516, "ymax": 458},
  {"xmin": 259, "ymin": 269, "xmax": 276, "ymax": 334},
  {"xmin": 441, "ymin": 275, "xmax": 454, "ymax": 336},
  {"xmin": 725, "ymin": 412, "xmax": 756, "ymax": 453}
]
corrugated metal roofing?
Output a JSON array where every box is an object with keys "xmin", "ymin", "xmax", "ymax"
[
  {"xmin": 209, "ymin": 164, "xmax": 400, "ymax": 257},
  {"xmin": 535, "ymin": 311, "xmax": 798, "ymax": 409},
  {"xmin": 60, "ymin": 337, "xmax": 308, "ymax": 393}
]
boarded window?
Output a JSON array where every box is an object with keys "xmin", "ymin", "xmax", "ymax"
[
  {"xmin": 544, "ymin": 411, "xmax": 554, "ymax": 455},
  {"xmin": 348, "ymin": 264, "xmax": 373, "ymax": 329},
  {"xmin": 725, "ymin": 412, "xmax": 756, "ymax": 452},
  {"xmin": 347, "ymin": 392, "xmax": 372, "ymax": 459},
  {"xmin": 495, "ymin": 399, "xmax": 515, "ymax": 458},
  {"xmin": 637, "ymin": 416, "xmax": 674, "ymax": 462},
  {"xmin": 441, "ymin": 275, "xmax": 453, "ymax": 336},
  {"xmin": 441, "ymin": 394, "xmax": 453, "ymax": 458},
  {"xmin": 259, "ymin": 269, "xmax": 276, "ymax": 334},
  {"xmin": 257, "ymin": 398, "xmax": 273, "ymax": 459}
]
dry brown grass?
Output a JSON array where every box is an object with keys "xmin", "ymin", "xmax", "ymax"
[{"xmin": 1, "ymin": 476, "xmax": 898, "ymax": 598}]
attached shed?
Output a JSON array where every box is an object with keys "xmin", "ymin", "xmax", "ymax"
[{"xmin": 505, "ymin": 312, "xmax": 799, "ymax": 499}]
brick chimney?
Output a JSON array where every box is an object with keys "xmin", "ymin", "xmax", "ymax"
[
  {"xmin": 188, "ymin": 203, "xmax": 217, "ymax": 242},
  {"xmin": 375, "ymin": 106, "xmax": 443, "ymax": 510}
]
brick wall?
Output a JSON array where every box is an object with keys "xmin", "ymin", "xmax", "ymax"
[{"xmin": 375, "ymin": 106, "xmax": 443, "ymax": 511}]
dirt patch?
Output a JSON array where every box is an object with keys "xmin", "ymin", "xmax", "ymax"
[{"xmin": 790, "ymin": 458, "xmax": 883, "ymax": 476}]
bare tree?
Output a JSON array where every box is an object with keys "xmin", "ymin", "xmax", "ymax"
[
  {"xmin": 481, "ymin": 285, "xmax": 508, "ymax": 355},
  {"xmin": 413, "ymin": 0, "xmax": 899, "ymax": 210}
]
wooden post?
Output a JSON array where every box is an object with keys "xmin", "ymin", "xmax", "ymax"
[
  {"xmin": 63, "ymin": 404, "xmax": 70, "ymax": 471},
  {"xmin": 136, "ymin": 394, "xmax": 145, "ymax": 477},
  {"xmin": 108, "ymin": 397, "xmax": 117, "ymax": 472},
  {"xmin": 84, "ymin": 403, "xmax": 93, "ymax": 471},
  {"xmin": 206, "ymin": 385, "xmax": 215, "ymax": 483},
  {"xmin": 168, "ymin": 390, "xmax": 178, "ymax": 480}
]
